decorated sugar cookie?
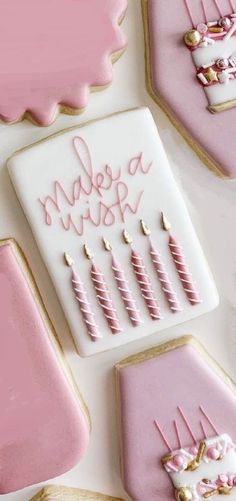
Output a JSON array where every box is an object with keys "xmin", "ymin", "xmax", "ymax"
[
  {"xmin": 8, "ymin": 108, "xmax": 218, "ymax": 357},
  {"xmin": 0, "ymin": 0, "xmax": 127, "ymax": 126},
  {"xmin": 0, "ymin": 239, "xmax": 89, "ymax": 494},
  {"xmin": 30, "ymin": 485, "xmax": 125, "ymax": 501},
  {"xmin": 116, "ymin": 336, "xmax": 236, "ymax": 501},
  {"xmin": 142, "ymin": 0, "xmax": 236, "ymax": 177}
]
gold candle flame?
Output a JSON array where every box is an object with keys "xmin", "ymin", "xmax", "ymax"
[
  {"xmin": 64, "ymin": 252, "xmax": 74, "ymax": 267},
  {"xmin": 84, "ymin": 244, "xmax": 94, "ymax": 260},
  {"xmin": 123, "ymin": 229, "xmax": 133, "ymax": 244},
  {"xmin": 103, "ymin": 238, "xmax": 112, "ymax": 252},
  {"xmin": 161, "ymin": 212, "xmax": 171, "ymax": 231},
  {"xmin": 140, "ymin": 219, "xmax": 151, "ymax": 236}
]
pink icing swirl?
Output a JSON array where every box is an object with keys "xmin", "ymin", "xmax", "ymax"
[
  {"xmin": 131, "ymin": 248, "xmax": 162, "ymax": 320},
  {"xmin": 150, "ymin": 241, "xmax": 182, "ymax": 313},
  {"xmin": 71, "ymin": 268, "xmax": 102, "ymax": 342},
  {"xmin": 91, "ymin": 262, "xmax": 122, "ymax": 335},
  {"xmin": 111, "ymin": 255, "xmax": 142, "ymax": 327},
  {"xmin": 169, "ymin": 234, "xmax": 202, "ymax": 305}
]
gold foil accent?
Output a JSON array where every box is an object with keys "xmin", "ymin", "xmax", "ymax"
[
  {"xmin": 140, "ymin": 219, "xmax": 151, "ymax": 236},
  {"xmin": 64, "ymin": 252, "xmax": 74, "ymax": 268},
  {"xmin": 187, "ymin": 441, "xmax": 206, "ymax": 471},
  {"xmin": 84, "ymin": 244, "xmax": 94, "ymax": 260},
  {"xmin": 103, "ymin": 238, "xmax": 112, "ymax": 252},
  {"xmin": 205, "ymin": 67, "xmax": 219, "ymax": 83},
  {"xmin": 203, "ymin": 490, "xmax": 218, "ymax": 499},
  {"xmin": 161, "ymin": 212, "xmax": 171, "ymax": 231},
  {"xmin": 161, "ymin": 453, "xmax": 173, "ymax": 464},
  {"xmin": 208, "ymin": 26, "xmax": 224, "ymax": 33},
  {"xmin": 123, "ymin": 230, "xmax": 133, "ymax": 245},
  {"xmin": 176, "ymin": 487, "xmax": 193, "ymax": 501}
]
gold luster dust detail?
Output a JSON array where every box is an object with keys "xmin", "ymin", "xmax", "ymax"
[
  {"xmin": 161, "ymin": 212, "xmax": 171, "ymax": 231},
  {"xmin": 103, "ymin": 238, "xmax": 112, "ymax": 252},
  {"xmin": 64, "ymin": 252, "xmax": 74, "ymax": 267},
  {"xmin": 176, "ymin": 487, "xmax": 193, "ymax": 501},
  {"xmin": 84, "ymin": 244, "xmax": 94, "ymax": 260},
  {"xmin": 205, "ymin": 67, "xmax": 219, "ymax": 83},
  {"xmin": 140, "ymin": 219, "xmax": 151, "ymax": 236},
  {"xmin": 187, "ymin": 441, "xmax": 206, "ymax": 471},
  {"xmin": 184, "ymin": 29, "xmax": 201, "ymax": 47},
  {"xmin": 203, "ymin": 490, "xmax": 218, "ymax": 498},
  {"xmin": 123, "ymin": 230, "xmax": 133, "ymax": 244},
  {"xmin": 208, "ymin": 26, "xmax": 223, "ymax": 33}
]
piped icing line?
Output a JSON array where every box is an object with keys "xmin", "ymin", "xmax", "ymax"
[
  {"xmin": 213, "ymin": 0, "xmax": 223, "ymax": 17},
  {"xmin": 84, "ymin": 245, "xmax": 122, "ymax": 335},
  {"xmin": 103, "ymin": 238, "xmax": 143, "ymax": 327},
  {"xmin": 64, "ymin": 252, "xmax": 102, "ymax": 342},
  {"xmin": 178, "ymin": 406, "xmax": 198, "ymax": 445},
  {"xmin": 161, "ymin": 213, "xmax": 202, "ymax": 306},
  {"xmin": 123, "ymin": 230, "xmax": 162, "ymax": 321},
  {"xmin": 140, "ymin": 219, "xmax": 182, "ymax": 313}
]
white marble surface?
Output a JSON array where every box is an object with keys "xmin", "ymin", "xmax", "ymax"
[{"xmin": 1, "ymin": 1, "xmax": 236, "ymax": 499}]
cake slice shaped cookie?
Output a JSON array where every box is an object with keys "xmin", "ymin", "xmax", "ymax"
[
  {"xmin": 0, "ymin": 239, "xmax": 90, "ymax": 494},
  {"xmin": 30, "ymin": 486, "xmax": 124, "ymax": 501},
  {"xmin": 116, "ymin": 336, "xmax": 236, "ymax": 500},
  {"xmin": 0, "ymin": 0, "xmax": 127, "ymax": 125},
  {"xmin": 8, "ymin": 108, "xmax": 218, "ymax": 357},
  {"xmin": 142, "ymin": 0, "xmax": 236, "ymax": 178}
]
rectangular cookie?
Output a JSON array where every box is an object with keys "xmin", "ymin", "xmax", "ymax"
[
  {"xmin": 8, "ymin": 108, "xmax": 218, "ymax": 356},
  {"xmin": 30, "ymin": 486, "xmax": 124, "ymax": 501}
]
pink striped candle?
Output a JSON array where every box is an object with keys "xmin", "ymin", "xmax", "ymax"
[
  {"xmin": 64, "ymin": 253, "xmax": 102, "ymax": 341},
  {"xmin": 161, "ymin": 214, "xmax": 202, "ymax": 306},
  {"xmin": 84, "ymin": 245, "xmax": 122, "ymax": 335},
  {"xmin": 141, "ymin": 220, "xmax": 182, "ymax": 313},
  {"xmin": 123, "ymin": 230, "xmax": 162, "ymax": 321},
  {"xmin": 103, "ymin": 238, "xmax": 142, "ymax": 327}
]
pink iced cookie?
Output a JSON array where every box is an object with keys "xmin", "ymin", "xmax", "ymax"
[
  {"xmin": 143, "ymin": 0, "xmax": 236, "ymax": 178},
  {"xmin": 116, "ymin": 336, "xmax": 236, "ymax": 500},
  {"xmin": 0, "ymin": 239, "xmax": 90, "ymax": 494},
  {"xmin": 0, "ymin": 0, "xmax": 127, "ymax": 126},
  {"xmin": 30, "ymin": 486, "xmax": 125, "ymax": 501}
]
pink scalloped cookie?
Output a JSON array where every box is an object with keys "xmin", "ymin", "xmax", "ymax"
[
  {"xmin": 116, "ymin": 336, "xmax": 236, "ymax": 500},
  {"xmin": 0, "ymin": 239, "xmax": 89, "ymax": 494},
  {"xmin": 30, "ymin": 486, "xmax": 125, "ymax": 501},
  {"xmin": 0, "ymin": 0, "xmax": 127, "ymax": 126},
  {"xmin": 143, "ymin": 0, "xmax": 236, "ymax": 177}
]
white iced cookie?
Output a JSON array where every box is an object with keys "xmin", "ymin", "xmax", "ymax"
[{"xmin": 8, "ymin": 108, "xmax": 218, "ymax": 356}]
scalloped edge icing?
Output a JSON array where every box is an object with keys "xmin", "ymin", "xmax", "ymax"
[{"xmin": 0, "ymin": 4, "xmax": 127, "ymax": 127}]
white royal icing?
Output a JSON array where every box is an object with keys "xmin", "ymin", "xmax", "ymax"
[
  {"xmin": 8, "ymin": 108, "xmax": 218, "ymax": 356},
  {"xmin": 192, "ymin": 35, "xmax": 236, "ymax": 108},
  {"xmin": 164, "ymin": 434, "xmax": 236, "ymax": 500}
]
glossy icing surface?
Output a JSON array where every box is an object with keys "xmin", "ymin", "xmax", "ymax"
[
  {"xmin": 146, "ymin": 0, "xmax": 236, "ymax": 177},
  {"xmin": 0, "ymin": 0, "xmax": 127, "ymax": 125},
  {"xmin": 8, "ymin": 108, "xmax": 218, "ymax": 356},
  {"xmin": 0, "ymin": 241, "xmax": 89, "ymax": 494},
  {"xmin": 117, "ymin": 338, "xmax": 236, "ymax": 501}
]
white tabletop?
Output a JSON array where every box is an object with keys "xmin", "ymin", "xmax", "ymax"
[{"xmin": 1, "ymin": 1, "xmax": 235, "ymax": 500}]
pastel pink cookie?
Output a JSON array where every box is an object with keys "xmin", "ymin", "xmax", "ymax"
[
  {"xmin": 0, "ymin": 0, "xmax": 127, "ymax": 125},
  {"xmin": 116, "ymin": 336, "xmax": 236, "ymax": 500},
  {"xmin": 30, "ymin": 486, "xmax": 125, "ymax": 501},
  {"xmin": 0, "ymin": 239, "xmax": 89, "ymax": 494},
  {"xmin": 143, "ymin": 0, "xmax": 236, "ymax": 178}
]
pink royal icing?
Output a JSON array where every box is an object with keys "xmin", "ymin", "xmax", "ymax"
[
  {"xmin": 0, "ymin": 240, "xmax": 89, "ymax": 494},
  {"xmin": 0, "ymin": 0, "xmax": 127, "ymax": 125},
  {"xmin": 116, "ymin": 337, "xmax": 236, "ymax": 501}
]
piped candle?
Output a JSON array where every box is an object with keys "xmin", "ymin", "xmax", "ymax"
[
  {"xmin": 64, "ymin": 252, "xmax": 102, "ymax": 341},
  {"xmin": 161, "ymin": 213, "xmax": 202, "ymax": 305},
  {"xmin": 141, "ymin": 220, "xmax": 182, "ymax": 313},
  {"xmin": 103, "ymin": 238, "xmax": 142, "ymax": 327},
  {"xmin": 84, "ymin": 245, "xmax": 122, "ymax": 335},
  {"xmin": 123, "ymin": 230, "xmax": 162, "ymax": 321}
]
